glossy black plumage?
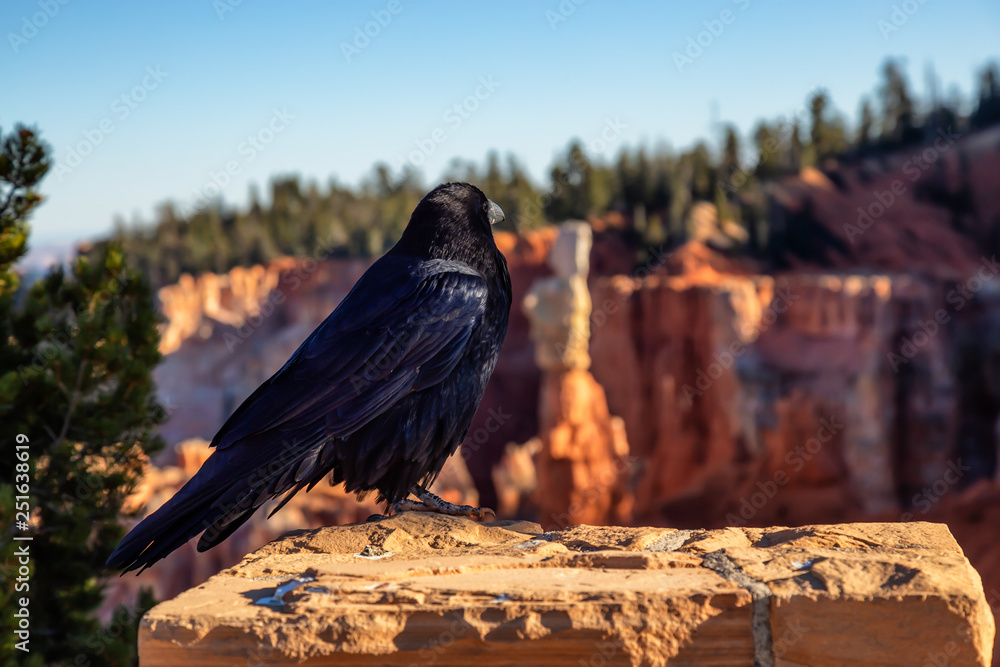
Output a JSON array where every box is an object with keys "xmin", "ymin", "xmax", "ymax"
[{"xmin": 106, "ymin": 183, "xmax": 511, "ymax": 574}]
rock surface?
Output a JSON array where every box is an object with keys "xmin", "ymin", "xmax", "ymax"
[{"xmin": 139, "ymin": 515, "xmax": 993, "ymax": 666}]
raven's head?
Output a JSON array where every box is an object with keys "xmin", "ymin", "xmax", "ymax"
[{"xmin": 392, "ymin": 182, "xmax": 506, "ymax": 271}]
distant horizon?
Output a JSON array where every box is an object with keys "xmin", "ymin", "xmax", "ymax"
[{"xmin": 3, "ymin": 0, "xmax": 998, "ymax": 245}]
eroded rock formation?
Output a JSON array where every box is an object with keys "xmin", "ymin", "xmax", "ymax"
[
  {"xmin": 534, "ymin": 370, "xmax": 632, "ymax": 529},
  {"xmin": 585, "ymin": 266, "xmax": 999, "ymax": 526},
  {"xmin": 523, "ymin": 222, "xmax": 593, "ymax": 371},
  {"xmin": 524, "ymin": 223, "xmax": 633, "ymax": 529}
]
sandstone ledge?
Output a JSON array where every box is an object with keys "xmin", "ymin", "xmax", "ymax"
[{"xmin": 139, "ymin": 515, "xmax": 994, "ymax": 666}]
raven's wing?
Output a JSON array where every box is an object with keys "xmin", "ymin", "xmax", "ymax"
[
  {"xmin": 106, "ymin": 255, "xmax": 488, "ymax": 573},
  {"xmin": 213, "ymin": 254, "xmax": 487, "ymax": 449}
]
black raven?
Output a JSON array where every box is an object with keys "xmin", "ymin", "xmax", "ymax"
[{"xmin": 107, "ymin": 182, "xmax": 511, "ymax": 574}]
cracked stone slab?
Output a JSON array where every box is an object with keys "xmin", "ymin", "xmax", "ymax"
[{"xmin": 138, "ymin": 515, "xmax": 993, "ymax": 666}]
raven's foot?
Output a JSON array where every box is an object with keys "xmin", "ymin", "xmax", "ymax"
[{"xmin": 390, "ymin": 485, "xmax": 495, "ymax": 520}]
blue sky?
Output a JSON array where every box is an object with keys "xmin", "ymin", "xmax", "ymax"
[{"xmin": 2, "ymin": 0, "xmax": 998, "ymax": 246}]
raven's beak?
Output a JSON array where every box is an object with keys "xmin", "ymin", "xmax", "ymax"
[{"xmin": 487, "ymin": 200, "xmax": 504, "ymax": 226}]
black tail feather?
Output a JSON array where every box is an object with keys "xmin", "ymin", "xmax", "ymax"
[
  {"xmin": 105, "ymin": 477, "xmax": 229, "ymax": 574},
  {"xmin": 196, "ymin": 506, "xmax": 255, "ymax": 552},
  {"xmin": 106, "ymin": 439, "xmax": 324, "ymax": 574}
]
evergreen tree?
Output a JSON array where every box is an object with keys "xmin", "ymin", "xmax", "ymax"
[
  {"xmin": 686, "ymin": 141, "xmax": 715, "ymax": 201},
  {"xmin": 545, "ymin": 140, "xmax": 596, "ymax": 221},
  {"xmin": 808, "ymin": 90, "xmax": 829, "ymax": 165},
  {"xmin": 483, "ymin": 151, "xmax": 505, "ymax": 204},
  {"xmin": 971, "ymin": 62, "xmax": 1000, "ymax": 129},
  {"xmin": 878, "ymin": 60, "xmax": 918, "ymax": 146},
  {"xmin": 646, "ymin": 147, "xmax": 674, "ymax": 237},
  {"xmin": 788, "ymin": 120, "xmax": 804, "ymax": 172},
  {"xmin": 502, "ymin": 154, "xmax": 544, "ymax": 230},
  {"xmin": 753, "ymin": 122, "xmax": 782, "ymax": 179},
  {"xmin": 806, "ymin": 91, "xmax": 847, "ymax": 165},
  {"xmin": 0, "ymin": 127, "xmax": 48, "ymax": 374},
  {"xmin": 0, "ymin": 124, "xmax": 162, "ymax": 666},
  {"xmin": 720, "ymin": 124, "xmax": 741, "ymax": 183},
  {"xmin": 857, "ymin": 97, "xmax": 875, "ymax": 151},
  {"xmin": 716, "ymin": 125, "xmax": 742, "ymax": 223}
]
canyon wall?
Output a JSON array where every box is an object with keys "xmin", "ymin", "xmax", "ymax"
[{"xmin": 587, "ymin": 268, "xmax": 1000, "ymax": 527}]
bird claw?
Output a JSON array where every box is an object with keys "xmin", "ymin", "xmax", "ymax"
[
  {"xmin": 470, "ymin": 506, "xmax": 496, "ymax": 520},
  {"xmin": 388, "ymin": 486, "xmax": 496, "ymax": 521},
  {"xmin": 431, "ymin": 502, "xmax": 496, "ymax": 521},
  {"xmin": 386, "ymin": 499, "xmax": 420, "ymax": 516}
]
